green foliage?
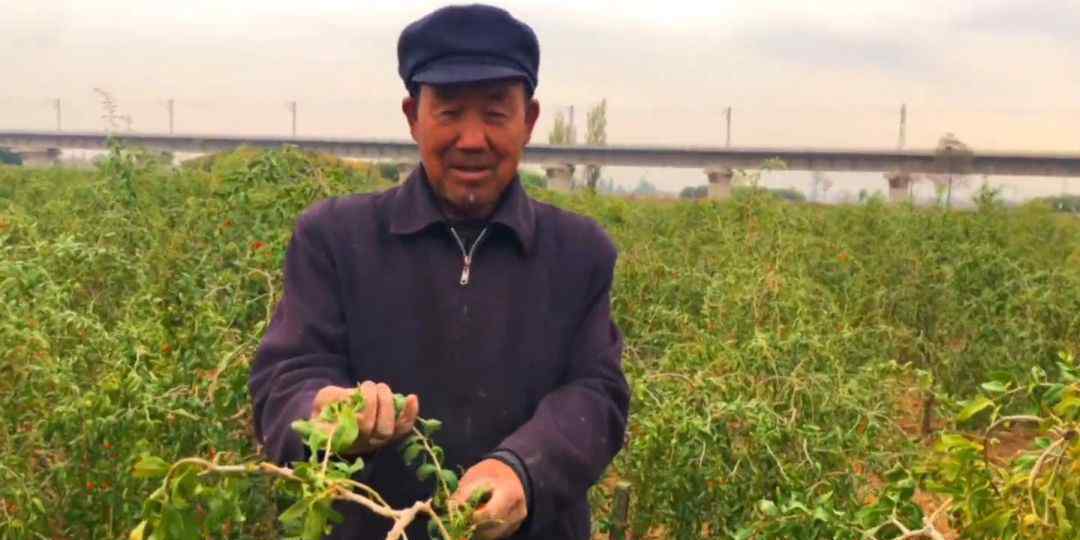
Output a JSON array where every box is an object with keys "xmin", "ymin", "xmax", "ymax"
[
  {"xmin": 520, "ymin": 169, "xmax": 547, "ymax": 190},
  {"xmin": 768, "ymin": 187, "xmax": 806, "ymax": 202},
  {"xmin": 538, "ymin": 183, "xmax": 1078, "ymax": 539},
  {"xmin": 679, "ymin": 185, "xmax": 708, "ymax": 200},
  {"xmin": 584, "ymin": 99, "xmax": 607, "ymax": 190},
  {"xmin": 2, "ymin": 147, "xmax": 1079, "ymax": 539},
  {"xmin": 1033, "ymin": 194, "xmax": 1080, "ymax": 214},
  {"xmin": 906, "ymin": 352, "xmax": 1080, "ymax": 540},
  {"xmin": 128, "ymin": 384, "xmax": 480, "ymax": 540},
  {"xmin": 548, "ymin": 109, "xmax": 576, "ymax": 145},
  {"xmin": 0, "ymin": 147, "xmax": 22, "ymax": 166},
  {"xmin": 0, "ymin": 147, "xmax": 385, "ymax": 539}
]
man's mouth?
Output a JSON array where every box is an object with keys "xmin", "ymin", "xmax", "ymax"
[{"xmin": 448, "ymin": 164, "xmax": 493, "ymax": 181}]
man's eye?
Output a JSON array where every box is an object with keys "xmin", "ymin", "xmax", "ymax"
[
  {"xmin": 486, "ymin": 111, "xmax": 508, "ymax": 121},
  {"xmin": 438, "ymin": 109, "xmax": 462, "ymax": 119}
]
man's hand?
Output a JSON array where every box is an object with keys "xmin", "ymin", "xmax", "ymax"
[
  {"xmin": 451, "ymin": 459, "xmax": 527, "ymax": 540},
  {"xmin": 310, "ymin": 381, "xmax": 419, "ymax": 456}
]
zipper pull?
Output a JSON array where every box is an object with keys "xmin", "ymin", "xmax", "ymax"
[{"xmin": 460, "ymin": 255, "xmax": 472, "ymax": 286}]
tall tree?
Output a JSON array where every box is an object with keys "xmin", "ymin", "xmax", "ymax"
[
  {"xmin": 584, "ymin": 99, "xmax": 607, "ymax": 190},
  {"xmin": 931, "ymin": 133, "xmax": 973, "ymax": 209},
  {"xmin": 548, "ymin": 110, "xmax": 576, "ymax": 145}
]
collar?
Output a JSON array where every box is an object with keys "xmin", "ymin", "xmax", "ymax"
[{"xmin": 388, "ymin": 165, "xmax": 537, "ymax": 254}]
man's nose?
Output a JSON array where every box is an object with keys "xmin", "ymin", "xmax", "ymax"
[{"xmin": 454, "ymin": 115, "xmax": 490, "ymax": 152}]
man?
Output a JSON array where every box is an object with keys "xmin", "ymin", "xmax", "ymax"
[{"xmin": 249, "ymin": 5, "xmax": 629, "ymax": 539}]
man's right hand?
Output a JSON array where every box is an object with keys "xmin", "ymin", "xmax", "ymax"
[{"xmin": 311, "ymin": 381, "xmax": 420, "ymax": 456}]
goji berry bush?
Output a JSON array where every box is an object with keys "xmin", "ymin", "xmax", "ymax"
[{"xmin": 1, "ymin": 145, "xmax": 1078, "ymax": 539}]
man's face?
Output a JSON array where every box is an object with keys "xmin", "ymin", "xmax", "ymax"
[{"xmin": 403, "ymin": 80, "xmax": 540, "ymax": 219}]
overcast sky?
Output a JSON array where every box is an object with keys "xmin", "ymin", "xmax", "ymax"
[{"xmin": 2, "ymin": 0, "xmax": 1079, "ymax": 193}]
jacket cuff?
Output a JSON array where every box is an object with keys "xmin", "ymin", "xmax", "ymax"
[{"xmin": 485, "ymin": 448, "xmax": 533, "ymax": 519}]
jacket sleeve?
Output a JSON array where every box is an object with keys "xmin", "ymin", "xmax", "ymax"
[
  {"xmin": 249, "ymin": 201, "xmax": 354, "ymax": 465},
  {"xmin": 495, "ymin": 231, "xmax": 630, "ymax": 535}
]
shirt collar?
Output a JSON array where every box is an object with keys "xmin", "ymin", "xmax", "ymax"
[{"xmin": 388, "ymin": 165, "xmax": 537, "ymax": 254}]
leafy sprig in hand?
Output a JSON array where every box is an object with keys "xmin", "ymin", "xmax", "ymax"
[{"xmin": 130, "ymin": 384, "xmax": 488, "ymax": 540}]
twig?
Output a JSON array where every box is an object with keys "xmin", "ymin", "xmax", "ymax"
[
  {"xmin": 413, "ymin": 426, "xmax": 453, "ymax": 507},
  {"xmin": 1028, "ymin": 436, "xmax": 1066, "ymax": 523},
  {"xmin": 321, "ymin": 424, "xmax": 338, "ymax": 477},
  {"xmin": 384, "ymin": 500, "xmax": 430, "ymax": 540},
  {"xmin": 879, "ymin": 498, "xmax": 952, "ymax": 540},
  {"xmin": 984, "ymin": 415, "xmax": 1043, "ymax": 438}
]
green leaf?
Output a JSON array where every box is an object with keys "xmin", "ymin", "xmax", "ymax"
[
  {"xmin": 302, "ymin": 500, "xmax": 330, "ymax": 540},
  {"xmin": 970, "ymin": 508, "xmax": 1013, "ymax": 534},
  {"xmin": 133, "ymin": 455, "xmax": 170, "ymax": 479},
  {"xmin": 330, "ymin": 403, "xmax": 359, "ymax": 454},
  {"xmin": 1044, "ymin": 383, "xmax": 1066, "ymax": 405},
  {"xmin": 402, "ymin": 443, "xmax": 423, "ymax": 466},
  {"xmin": 417, "ymin": 463, "xmax": 438, "ymax": 482},
  {"xmin": 279, "ymin": 497, "xmax": 309, "ymax": 527},
  {"xmin": 393, "ymin": 393, "xmax": 407, "ymax": 417},
  {"xmin": 467, "ymin": 485, "xmax": 493, "ymax": 507},
  {"xmin": 419, "ymin": 418, "xmax": 442, "ymax": 435},
  {"xmin": 291, "ymin": 420, "xmax": 315, "ymax": 438},
  {"xmin": 980, "ymin": 381, "xmax": 1008, "ymax": 393},
  {"xmin": 427, "ymin": 518, "xmax": 443, "ymax": 540},
  {"xmin": 170, "ymin": 469, "xmax": 198, "ymax": 510},
  {"xmin": 956, "ymin": 397, "xmax": 994, "ymax": 422},
  {"xmin": 161, "ymin": 506, "xmax": 199, "ymax": 540},
  {"xmin": 1052, "ymin": 395, "xmax": 1080, "ymax": 418},
  {"xmin": 757, "ymin": 499, "xmax": 778, "ymax": 517},
  {"xmin": 129, "ymin": 520, "xmax": 148, "ymax": 540},
  {"xmin": 438, "ymin": 469, "xmax": 458, "ymax": 493}
]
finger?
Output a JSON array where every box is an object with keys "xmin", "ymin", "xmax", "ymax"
[
  {"xmin": 472, "ymin": 522, "xmax": 508, "ymax": 540},
  {"xmin": 470, "ymin": 486, "xmax": 510, "ymax": 526},
  {"xmin": 450, "ymin": 479, "xmax": 477, "ymax": 507},
  {"xmin": 392, "ymin": 394, "xmax": 419, "ymax": 438},
  {"xmin": 372, "ymin": 383, "xmax": 395, "ymax": 441},
  {"xmin": 311, "ymin": 386, "xmax": 350, "ymax": 417},
  {"xmin": 356, "ymin": 381, "xmax": 378, "ymax": 437}
]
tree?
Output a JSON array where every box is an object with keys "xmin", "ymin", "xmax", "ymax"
[
  {"xmin": 679, "ymin": 185, "xmax": 708, "ymax": 200},
  {"xmin": 93, "ymin": 88, "xmax": 134, "ymax": 133},
  {"xmin": 632, "ymin": 178, "xmax": 657, "ymax": 196},
  {"xmin": 547, "ymin": 110, "xmax": 576, "ymax": 145},
  {"xmin": 931, "ymin": 132, "xmax": 973, "ymax": 209},
  {"xmin": 584, "ymin": 99, "xmax": 607, "ymax": 191}
]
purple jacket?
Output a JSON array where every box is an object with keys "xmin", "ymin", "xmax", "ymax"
[{"xmin": 249, "ymin": 167, "xmax": 630, "ymax": 539}]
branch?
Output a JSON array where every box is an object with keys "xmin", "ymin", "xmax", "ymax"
[
  {"xmin": 174, "ymin": 456, "xmax": 456, "ymax": 540},
  {"xmin": 868, "ymin": 499, "xmax": 952, "ymax": 540},
  {"xmin": 413, "ymin": 426, "xmax": 453, "ymax": 506},
  {"xmin": 1028, "ymin": 436, "xmax": 1066, "ymax": 524},
  {"xmin": 984, "ymin": 415, "xmax": 1043, "ymax": 438},
  {"xmin": 384, "ymin": 500, "xmax": 430, "ymax": 540}
]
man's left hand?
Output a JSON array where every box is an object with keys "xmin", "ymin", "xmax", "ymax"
[{"xmin": 451, "ymin": 459, "xmax": 527, "ymax": 540}]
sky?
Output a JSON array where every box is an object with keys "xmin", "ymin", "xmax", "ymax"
[{"xmin": 2, "ymin": 0, "xmax": 1079, "ymax": 195}]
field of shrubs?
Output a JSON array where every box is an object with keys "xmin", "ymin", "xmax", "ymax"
[{"xmin": 1, "ymin": 145, "xmax": 1078, "ymax": 539}]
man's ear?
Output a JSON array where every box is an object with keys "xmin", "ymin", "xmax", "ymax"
[
  {"xmin": 523, "ymin": 98, "xmax": 540, "ymax": 145},
  {"xmin": 402, "ymin": 95, "xmax": 419, "ymax": 142}
]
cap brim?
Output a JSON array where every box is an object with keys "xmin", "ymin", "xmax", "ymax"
[{"xmin": 410, "ymin": 61, "xmax": 531, "ymax": 87}]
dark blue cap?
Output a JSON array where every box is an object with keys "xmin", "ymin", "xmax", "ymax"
[{"xmin": 398, "ymin": 4, "xmax": 540, "ymax": 95}]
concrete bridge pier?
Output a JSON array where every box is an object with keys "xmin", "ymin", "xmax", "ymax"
[
  {"xmin": 396, "ymin": 162, "xmax": 415, "ymax": 182},
  {"xmin": 544, "ymin": 163, "xmax": 574, "ymax": 192},
  {"xmin": 885, "ymin": 171, "xmax": 914, "ymax": 203},
  {"xmin": 705, "ymin": 167, "xmax": 734, "ymax": 200},
  {"xmin": 11, "ymin": 147, "xmax": 61, "ymax": 167}
]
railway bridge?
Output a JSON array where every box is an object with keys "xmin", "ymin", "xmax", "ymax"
[{"xmin": 3, "ymin": 130, "xmax": 1079, "ymax": 201}]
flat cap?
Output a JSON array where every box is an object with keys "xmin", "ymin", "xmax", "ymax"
[{"xmin": 397, "ymin": 4, "xmax": 540, "ymax": 94}]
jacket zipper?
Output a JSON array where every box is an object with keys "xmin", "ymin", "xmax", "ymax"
[{"xmin": 449, "ymin": 226, "xmax": 489, "ymax": 286}]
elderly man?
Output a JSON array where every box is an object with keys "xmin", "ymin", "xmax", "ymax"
[{"xmin": 249, "ymin": 4, "xmax": 629, "ymax": 539}]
